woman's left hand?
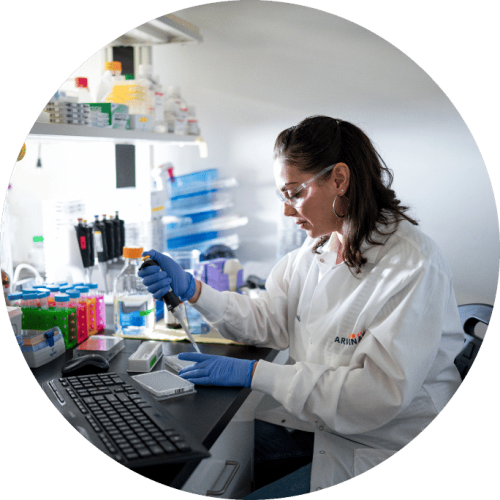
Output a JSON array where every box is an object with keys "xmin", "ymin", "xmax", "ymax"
[{"xmin": 178, "ymin": 352, "xmax": 256, "ymax": 387}]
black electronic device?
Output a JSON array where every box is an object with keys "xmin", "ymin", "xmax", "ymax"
[
  {"xmin": 75, "ymin": 218, "xmax": 94, "ymax": 268},
  {"xmin": 62, "ymin": 354, "xmax": 110, "ymax": 377},
  {"xmin": 102, "ymin": 215, "xmax": 117, "ymax": 259},
  {"xmin": 113, "ymin": 211, "xmax": 125, "ymax": 257},
  {"xmin": 43, "ymin": 372, "xmax": 210, "ymax": 471},
  {"xmin": 93, "ymin": 215, "xmax": 110, "ymax": 262}
]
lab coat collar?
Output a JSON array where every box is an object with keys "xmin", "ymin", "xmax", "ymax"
[{"xmin": 322, "ymin": 220, "xmax": 397, "ymax": 265}]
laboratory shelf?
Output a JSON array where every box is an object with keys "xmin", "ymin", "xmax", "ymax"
[
  {"xmin": 110, "ymin": 14, "xmax": 203, "ymax": 46},
  {"xmin": 28, "ymin": 122, "xmax": 200, "ymax": 145}
]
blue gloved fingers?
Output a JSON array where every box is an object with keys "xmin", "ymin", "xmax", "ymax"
[
  {"xmin": 181, "ymin": 376, "xmax": 213, "ymax": 386},
  {"xmin": 178, "ymin": 352, "xmax": 210, "ymax": 362},
  {"xmin": 177, "ymin": 353, "xmax": 256, "ymax": 388},
  {"xmin": 141, "ymin": 250, "xmax": 195, "ymax": 301},
  {"xmin": 145, "ymin": 275, "xmax": 172, "ymax": 294},
  {"xmin": 178, "ymin": 363, "xmax": 222, "ymax": 386},
  {"xmin": 144, "ymin": 277, "xmax": 172, "ymax": 300},
  {"xmin": 142, "ymin": 270, "xmax": 168, "ymax": 287},
  {"xmin": 138, "ymin": 264, "xmax": 161, "ymax": 279},
  {"xmin": 178, "ymin": 366, "xmax": 209, "ymax": 379}
]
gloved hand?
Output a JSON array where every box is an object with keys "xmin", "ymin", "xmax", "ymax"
[
  {"xmin": 177, "ymin": 352, "xmax": 257, "ymax": 387},
  {"xmin": 138, "ymin": 249, "xmax": 196, "ymax": 302}
]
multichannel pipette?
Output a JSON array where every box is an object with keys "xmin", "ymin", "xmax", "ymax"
[{"xmin": 139, "ymin": 255, "xmax": 201, "ymax": 353}]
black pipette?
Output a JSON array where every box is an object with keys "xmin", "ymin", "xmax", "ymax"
[{"xmin": 139, "ymin": 255, "xmax": 201, "ymax": 353}]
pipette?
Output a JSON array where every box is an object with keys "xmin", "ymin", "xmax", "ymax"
[{"xmin": 139, "ymin": 255, "xmax": 201, "ymax": 353}]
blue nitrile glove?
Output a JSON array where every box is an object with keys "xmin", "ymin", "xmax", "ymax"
[
  {"xmin": 177, "ymin": 352, "xmax": 257, "ymax": 387},
  {"xmin": 138, "ymin": 249, "xmax": 196, "ymax": 302}
]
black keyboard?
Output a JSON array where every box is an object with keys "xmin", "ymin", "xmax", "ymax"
[{"xmin": 44, "ymin": 372, "xmax": 209, "ymax": 471}]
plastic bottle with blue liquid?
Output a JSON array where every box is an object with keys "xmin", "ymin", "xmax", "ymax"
[{"xmin": 113, "ymin": 246, "xmax": 156, "ymax": 336}]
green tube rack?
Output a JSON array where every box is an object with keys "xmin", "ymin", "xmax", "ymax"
[{"xmin": 21, "ymin": 307, "xmax": 78, "ymax": 349}]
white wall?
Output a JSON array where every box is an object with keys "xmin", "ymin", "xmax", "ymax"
[
  {"xmin": 151, "ymin": 1, "xmax": 499, "ymax": 305},
  {"xmin": 4, "ymin": 1, "xmax": 498, "ymax": 306}
]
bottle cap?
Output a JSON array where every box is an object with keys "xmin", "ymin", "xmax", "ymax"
[
  {"xmin": 105, "ymin": 61, "xmax": 122, "ymax": 72},
  {"xmin": 88, "ymin": 283, "xmax": 98, "ymax": 289},
  {"xmin": 75, "ymin": 77, "xmax": 88, "ymax": 88},
  {"xmin": 75, "ymin": 286, "xmax": 89, "ymax": 293},
  {"xmin": 68, "ymin": 290, "xmax": 80, "ymax": 299},
  {"xmin": 47, "ymin": 285, "xmax": 60, "ymax": 292},
  {"xmin": 37, "ymin": 291, "xmax": 49, "ymax": 299},
  {"xmin": 55, "ymin": 294, "xmax": 70, "ymax": 302},
  {"xmin": 123, "ymin": 246, "xmax": 144, "ymax": 259},
  {"xmin": 8, "ymin": 293, "xmax": 22, "ymax": 300}
]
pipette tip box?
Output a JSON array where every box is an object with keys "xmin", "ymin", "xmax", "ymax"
[
  {"xmin": 127, "ymin": 341, "xmax": 163, "ymax": 373},
  {"xmin": 131, "ymin": 370, "xmax": 196, "ymax": 401},
  {"xmin": 73, "ymin": 335, "xmax": 124, "ymax": 361},
  {"xmin": 163, "ymin": 354, "xmax": 196, "ymax": 373}
]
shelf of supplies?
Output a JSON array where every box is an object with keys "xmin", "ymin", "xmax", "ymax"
[
  {"xmin": 109, "ymin": 14, "xmax": 203, "ymax": 46},
  {"xmin": 28, "ymin": 122, "xmax": 200, "ymax": 145}
]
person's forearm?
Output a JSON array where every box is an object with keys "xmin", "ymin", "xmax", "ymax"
[{"xmin": 188, "ymin": 279, "xmax": 202, "ymax": 304}]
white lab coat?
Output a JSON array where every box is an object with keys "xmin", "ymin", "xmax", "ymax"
[{"xmin": 192, "ymin": 220, "xmax": 464, "ymax": 491}]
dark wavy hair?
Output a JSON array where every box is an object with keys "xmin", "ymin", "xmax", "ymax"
[{"xmin": 274, "ymin": 115, "xmax": 418, "ymax": 275}]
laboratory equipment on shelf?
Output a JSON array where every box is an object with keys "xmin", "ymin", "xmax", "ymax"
[
  {"xmin": 44, "ymin": 101, "xmax": 90, "ymax": 126},
  {"xmin": 165, "ymin": 86, "xmax": 188, "ymax": 134},
  {"xmin": 75, "ymin": 77, "xmax": 93, "ymax": 103},
  {"xmin": 95, "ymin": 61, "xmax": 124, "ymax": 102},
  {"xmin": 139, "ymin": 254, "xmax": 201, "ymax": 353},
  {"xmin": 138, "ymin": 64, "xmax": 167, "ymax": 133},
  {"xmin": 114, "ymin": 247, "xmax": 156, "ymax": 337}
]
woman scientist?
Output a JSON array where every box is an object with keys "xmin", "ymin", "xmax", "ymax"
[{"xmin": 138, "ymin": 116, "xmax": 465, "ymax": 497}]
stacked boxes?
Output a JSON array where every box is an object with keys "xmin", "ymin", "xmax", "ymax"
[
  {"xmin": 44, "ymin": 101, "xmax": 90, "ymax": 125},
  {"xmin": 87, "ymin": 103, "xmax": 130, "ymax": 129}
]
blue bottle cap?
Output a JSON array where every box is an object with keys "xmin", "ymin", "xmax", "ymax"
[
  {"xmin": 88, "ymin": 283, "xmax": 98, "ymax": 289},
  {"xmin": 47, "ymin": 285, "xmax": 60, "ymax": 292},
  {"xmin": 75, "ymin": 286, "xmax": 89, "ymax": 293},
  {"xmin": 54, "ymin": 293, "xmax": 70, "ymax": 302},
  {"xmin": 37, "ymin": 291, "xmax": 49, "ymax": 299},
  {"xmin": 8, "ymin": 292, "xmax": 22, "ymax": 300},
  {"xmin": 59, "ymin": 285, "xmax": 73, "ymax": 292},
  {"xmin": 67, "ymin": 290, "xmax": 80, "ymax": 299}
]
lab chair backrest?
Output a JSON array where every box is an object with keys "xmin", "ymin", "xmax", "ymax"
[{"xmin": 455, "ymin": 303, "xmax": 493, "ymax": 380}]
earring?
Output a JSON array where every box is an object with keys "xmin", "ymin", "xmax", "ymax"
[{"xmin": 333, "ymin": 194, "xmax": 347, "ymax": 218}]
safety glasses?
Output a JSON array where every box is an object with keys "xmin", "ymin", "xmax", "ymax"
[{"xmin": 275, "ymin": 164, "xmax": 336, "ymax": 207}]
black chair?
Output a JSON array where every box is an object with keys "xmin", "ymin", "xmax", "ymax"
[{"xmin": 455, "ymin": 303, "xmax": 493, "ymax": 380}]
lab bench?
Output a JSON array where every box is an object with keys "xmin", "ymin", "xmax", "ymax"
[{"xmin": 30, "ymin": 333, "xmax": 281, "ymax": 496}]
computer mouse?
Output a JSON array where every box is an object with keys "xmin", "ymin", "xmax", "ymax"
[{"xmin": 61, "ymin": 354, "xmax": 110, "ymax": 377}]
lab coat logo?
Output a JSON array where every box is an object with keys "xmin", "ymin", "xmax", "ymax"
[{"xmin": 334, "ymin": 330, "xmax": 366, "ymax": 345}]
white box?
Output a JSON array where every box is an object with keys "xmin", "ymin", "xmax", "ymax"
[
  {"xmin": 127, "ymin": 341, "xmax": 162, "ymax": 372},
  {"xmin": 129, "ymin": 114, "xmax": 152, "ymax": 131}
]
